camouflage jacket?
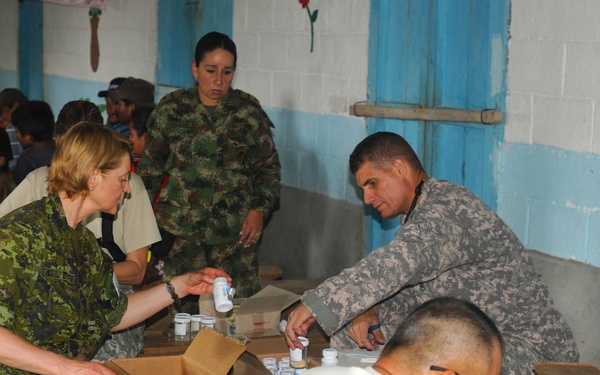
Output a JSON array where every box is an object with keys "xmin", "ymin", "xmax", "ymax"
[
  {"xmin": 138, "ymin": 87, "xmax": 281, "ymax": 244},
  {"xmin": 302, "ymin": 178, "xmax": 579, "ymax": 372},
  {"xmin": 0, "ymin": 195, "xmax": 127, "ymax": 374}
]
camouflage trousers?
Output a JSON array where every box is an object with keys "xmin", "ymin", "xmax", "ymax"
[
  {"xmin": 92, "ymin": 285, "xmax": 145, "ymax": 362},
  {"xmin": 163, "ymin": 234, "xmax": 261, "ymax": 314}
]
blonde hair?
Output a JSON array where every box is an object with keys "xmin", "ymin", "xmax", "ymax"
[{"xmin": 47, "ymin": 122, "xmax": 132, "ymax": 198}]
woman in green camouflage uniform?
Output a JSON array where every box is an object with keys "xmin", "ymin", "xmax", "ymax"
[
  {"xmin": 0, "ymin": 123, "xmax": 230, "ymax": 374},
  {"xmin": 138, "ymin": 32, "xmax": 281, "ymax": 304}
]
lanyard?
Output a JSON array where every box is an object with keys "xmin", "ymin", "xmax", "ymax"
[{"xmin": 404, "ymin": 180, "xmax": 425, "ymax": 224}]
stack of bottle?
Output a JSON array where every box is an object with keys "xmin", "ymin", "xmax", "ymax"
[{"xmin": 261, "ymin": 356, "xmax": 298, "ymax": 374}]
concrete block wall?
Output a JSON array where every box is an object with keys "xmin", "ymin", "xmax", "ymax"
[
  {"xmin": 0, "ymin": 1, "xmax": 159, "ymax": 113},
  {"xmin": 502, "ymin": 0, "xmax": 600, "ymax": 266},
  {"xmin": 233, "ymin": 0, "xmax": 369, "ymax": 204},
  {"xmin": 0, "ymin": 0, "xmax": 19, "ymax": 87},
  {"xmin": 43, "ymin": 1, "xmax": 157, "ymax": 85},
  {"xmin": 233, "ymin": 0, "xmax": 371, "ymax": 276},
  {"xmin": 42, "ymin": 0, "xmax": 158, "ymax": 113},
  {"xmin": 232, "ymin": 0, "xmax": 369, "ymax": 203}
]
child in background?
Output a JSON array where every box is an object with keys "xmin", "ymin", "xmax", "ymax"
[
  {"xmin": 128, "ymin": 106, "xmax": 155, "ymax": 170},
  {"xmin": 0, "ymin": 88, "xmax": 28, "ymax": 172},
  {"xmin": 11, "ymin": 101, "xmax": 55, "ymax": 184}
]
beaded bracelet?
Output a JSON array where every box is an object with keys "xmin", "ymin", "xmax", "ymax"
[{"xmin": 165, "ymin": 280, "xmax": 181, "ymax": 308}]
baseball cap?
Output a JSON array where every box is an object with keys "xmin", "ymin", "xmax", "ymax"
[
  {"xmin": 0, "ymin": 88, "xmax": 29, "ymax": 108},
  {"xmin": 97, "ymin": 77, "xmax": 126, "ymax": 98},
  {"xmin": 108, "ymin": 77, "xmax": 155, "ymax": 108}
]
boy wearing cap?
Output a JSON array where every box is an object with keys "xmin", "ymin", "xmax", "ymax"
[
  {"xmin": 98, "ymin": 77, "xmax": 130, "ymax": 137},
  {"xmin": 0, "ymin": 88, "xmax": 29, "ymax": 172},
  {"xmin": 108, "ymin": 77, "xmax": 156, "ymax": 137}
]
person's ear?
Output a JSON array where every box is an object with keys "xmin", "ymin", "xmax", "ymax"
[
  {"xmin": 88, "ymin": 169, "xmax": 100, "ymax": 191},
  {"xmin": 392, "ymin": 158, "xmax": 407, "ymax": 177},
  {"xmin": 0, "ymin": 155, "xmax": 5, "ymax": 168},
  {"xmin": 191, "ymin": 60, "xmax": 199, "ymax": 81}
]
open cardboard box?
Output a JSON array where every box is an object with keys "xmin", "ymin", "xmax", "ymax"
[
  {"xmin": 533, "ymin": 362, "xmax": 600, "ymax": 375},
  {"xmin": 106, "ymin": 327, "xmax": 323, "ymax": 375},
  {"xmin": 199, "ymin": 285, "xmax": 300, "ymax": 338},
  {"xmin": 106, "ymin": 328, "xmax": 271, "ymax": 375}
]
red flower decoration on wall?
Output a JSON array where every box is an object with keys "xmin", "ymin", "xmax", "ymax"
[{"xmin": 298, "ymin": 0, "xmax": 318, "ymax": 53}]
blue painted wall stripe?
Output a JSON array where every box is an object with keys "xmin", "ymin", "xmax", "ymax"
[
  {"xmin": 18, "ymin": 0, "xmax": 43, "ymax": 99},
  {"xmin": 498, "ymin": 142, "xmax": 600, "ymax": 266}
]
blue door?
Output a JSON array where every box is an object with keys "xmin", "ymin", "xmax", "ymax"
[
  {"xmin": 366, "ymin": 0, "xmax": 510, "ymax": 250},
  {"xmin": 156, "ymin": 0, "xmax": 233, "ymax": 88}
]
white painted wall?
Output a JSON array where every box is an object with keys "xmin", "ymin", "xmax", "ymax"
[
  {"xmin": 42, "ymin": 0, "xmax": 157, "ymax": 85},
  {"xmin": 232, "ymin": 0, "xmax": 369, "ymax": 115},
  {"xmin": 506, "ymin": 0, "xmax": 600, "ymax": 153},
  {"xmin": 0, "ymin": 0, "xmax": 18, "ymax": 73},
  {"xmin": 502, "ymin": 0, "xmax": 600, "ymax": 265}
]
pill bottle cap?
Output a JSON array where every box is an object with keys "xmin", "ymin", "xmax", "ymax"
[
  {"xmin": 191, "ymin": 314, "xmax": 203, "ymax": 322},
  {"xmin": 215, "ymin": 300, "xmax": 233, "ymax": 313},
  {"xmin": 174, "ymin": 313, "xmax": 191, "ymax": 322},
  {"xmin": 322, "ymin": 348, "xmax": 338, "ymax": 358}
]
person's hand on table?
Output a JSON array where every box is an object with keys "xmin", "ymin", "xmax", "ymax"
[
  {"xmin": 349, "ymin": 308, "xmax": 384, "ymax": 351},
  {"xmin": 285, "ymin": 304, "xmax": 316, "ymax": 349},
  {"xmin": 239, "ymin": 209, "xmax": 264, "ymax": 248}
]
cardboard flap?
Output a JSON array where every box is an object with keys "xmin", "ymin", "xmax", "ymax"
[
  {"xmin": 238, "ymin": 285, "xmax": 300, "ymax": 314},
  {"xmin": 237, "ymin": 295, "xmax": 289, "ymax": 315},
  {"xmin": 182, "ymin": 328, "xmax": 246, "ymax": 374},
  {"xmin": 106, "ymin": 356, "xmax": 183, "ymax": 375},
  {"xmin": 232, "ymin": 351, "xmax": 272, "ymax": 375}
]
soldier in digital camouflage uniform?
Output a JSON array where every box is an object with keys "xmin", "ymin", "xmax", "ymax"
[
  {"xmin": 0, "ymin": 122, "xmax": 230, "ymax": 374},
  {"xmin": 286, "ymin": 132, "xmax": 579, "ymax": 375},
  {"xmin": 0, "ymin": 100, "xmax": 161, "ymax": 363},
  {"xmin": 0, "ymin": 196, "xmax": 127, "ymax": 374},
  {"xmin": 138, "ymin": 32, "xmax": 280, "ymax": 306}
]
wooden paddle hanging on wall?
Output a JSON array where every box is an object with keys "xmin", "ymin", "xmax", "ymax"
[{"xmin": 89, "ymin": 7, "xmax": 101, "ymax": 72}]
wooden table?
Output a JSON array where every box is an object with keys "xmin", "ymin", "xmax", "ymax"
[{"xmin": 141, "ymin": 279, "xmax": 329, "ymax": 358}]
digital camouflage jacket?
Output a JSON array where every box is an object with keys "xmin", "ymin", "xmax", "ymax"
[
  {"xmin": 302, "ymin": 178, "xmax": 579, "ymax": 375},
  {"xmin": 0, "ymin": 195, "xmax": 127, "ymax": 374},
  {"xmin": 138, "ymin": 86, "xmax": 281, "ymax": 246}
]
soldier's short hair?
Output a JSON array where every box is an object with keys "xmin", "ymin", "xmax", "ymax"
[
  {"xmin": 47, "ymin": 122, "xmax": 132, "ymax": 198},
  {"xmin": 194, "ymin": 31, "xmax": 238, "ymax": 70},
  {"xmin": 382, "ymin": 297, "xmax": 503, "ymax": 374},
  {"xmin": 349, "ymin": 131, "xmax": 424, "ymax": 175}
]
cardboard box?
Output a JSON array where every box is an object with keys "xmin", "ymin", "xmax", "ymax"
[
  {"xmin": 106, "ymin": 328, "xmax": 271, "ymax": 375},
  {"xmin": 533, "ymin": 362, "xmax": 600, "ymax": 375},
  {"xmin": 200, "ymin": 285, "xmax": 300, "ymax": 338},
  {"xmin": 106, "ymin": 327, "xmax": 326, "ymax": 375}
]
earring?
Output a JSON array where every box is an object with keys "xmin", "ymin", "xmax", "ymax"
[
  {"xmin": 194, "ymin": 76, "xmax": 198, "ymax": 82},
  {"xmin": 90, "ymin": 187, "xmax": 94, "ymax": 191}
]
